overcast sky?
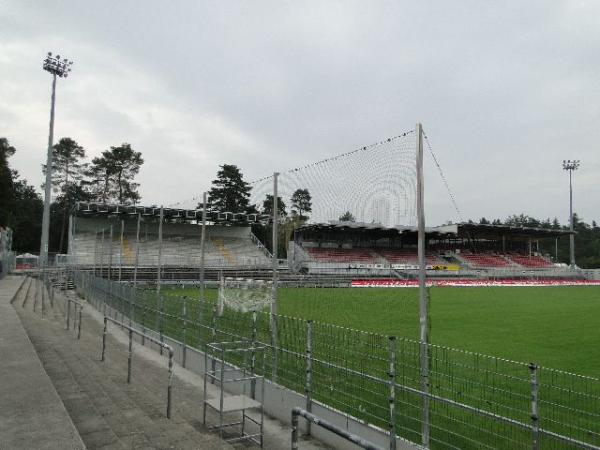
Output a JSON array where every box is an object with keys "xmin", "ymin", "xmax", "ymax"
[{"xmin": 1, "ymin": 1, "xmax": 598, "ymax": 226}]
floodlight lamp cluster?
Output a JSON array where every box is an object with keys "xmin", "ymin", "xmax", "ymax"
[
  {"xmin": 43, "ymin": 51, "xmax": 74, "ymax": 78},
  {"xmin": 562, "ymin": 160, "xmax": 580, "ymax": 171}
]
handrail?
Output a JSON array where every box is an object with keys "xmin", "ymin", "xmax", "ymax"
[
  {"xmin": 101, "ymin": 316, "xmax": 174, "ymax": 418},
  {"xmin": 291, "ymin": 407, "xmax": 383, "ymax": 450}
]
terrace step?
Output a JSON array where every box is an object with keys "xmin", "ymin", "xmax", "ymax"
[{"xmin": 15, "ymin": 282, "xmax": 232, "ymax": 450}]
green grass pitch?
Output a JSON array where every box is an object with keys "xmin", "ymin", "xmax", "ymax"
[
  {"xmin": 119, "ymin": 282, "xmax": 599, "ymax": 447},
  {"xmin": 164, "ymin": 285, "xmax": 600, "ymax": 376}
]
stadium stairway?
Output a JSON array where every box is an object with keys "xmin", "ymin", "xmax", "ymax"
[
  {"xmin": 0, "ymin": 276, "xmax": 85, "ymax": 450},
  {"xmin": 12, "ymin": 276, "xmax": 330, "ymax": 450}
]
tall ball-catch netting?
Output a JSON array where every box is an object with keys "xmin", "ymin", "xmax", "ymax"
[{"xmin": 250, "ymin": 131, "xmax": 417, "ymax": 227}]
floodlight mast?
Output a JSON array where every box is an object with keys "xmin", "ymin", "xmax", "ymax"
[
  {"xmin": 562, "ymin": 160, "xmax": 579, "ymax": 267},
  {"xmin": 40, "ymin": 52, "xmax": 74, "ymax": 267}
]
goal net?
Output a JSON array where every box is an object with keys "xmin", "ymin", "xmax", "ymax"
[{"xmin": 218, "ymin": 277, "xmax": 273, "ymax": 314}]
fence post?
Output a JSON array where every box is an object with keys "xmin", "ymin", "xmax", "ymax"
[
  {"xmin": 33, "ymin": 274, "xmax": 38, "ymax": 312},
  {"xmin": 156, "ymin": 206, "xmax": 163, "ymax": 296},
  {"xmin": 119, "ymin": 219, "xmax": 124, "ymax": 282},
  {"xmin": 305, "ymin": 320, "xmax": 313, "ymax": 436},
  {"xmin": 529, "ymin": 363, "xmax": 540, "ymax": 450},
  {"xmin": 50, "ymin": 278, "xmax": 55, "ymax": 308},
  {"xmin": 182, "ymin": 296, "xmax": 187, "ymax": 368},
  {"xmin": 127, "ymin": 329, "xmax": 133, "ymax": 383},
  {"xmin": 141, "ymin": 292, "xmax": 146, "ymax": 346},
  {"xmin": 291, "ymin": 410, "xmax": 299, "ymax": 450},
  {"xmin": 108, "ymin": 225, "xmax": 113, "ymax": 281},
  {"xmin": 41, "ymin": 270, "xmax": 46, "ymax": 318},
  {"xmin": 66, "ymin": 299, "xmax": 71, "ymax": 330},
  {"xmin": 132, "ymin": 213, "xmax": 141, "ymax": 328},
  {"xmin": 167, "ymin": 349, "xmax": 174, "ymax": 419},
  {"xmin": 101, "ymin": 317, "xmax": 108, "ymax": 361},
  {"xmin": 271, "ymin": 172, "xmax": 279, "ymax": 382},
  {"xmin": 130, "ymin": 285, "xmax": 135, "ymax": 328},
  {"xmin": 389, "ymin": 336, "xmax": 397, "ymax": 450},
  {"xmin": 77, "ymin": 307, "xmax": 82, "ymax": 340},
  {"xmin": 249, "ymin": 312, "xmax": 258, "ymax": 400},
  {"xmin": 100, "ymin": 228, "xmax": 105, "ymax": 279},
  {"xmin": 159, "ymin": 295, "xmax": 164, "ymax": 356},
  {"xmin": 198, "ymin": 192, "xmax": 207, "ymax": 350},
  {"xmin": 210, "ymin": 303, "xmax": 218, "ymax": 383}
]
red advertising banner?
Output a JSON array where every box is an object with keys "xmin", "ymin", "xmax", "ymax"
[{"xmin": 351, "ymin": 279, "xmax": 600, "ymax": 288}]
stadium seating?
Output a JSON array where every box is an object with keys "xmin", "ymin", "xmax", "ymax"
[
  {"xmin": 506, "ymin": 254, "xmax": 554, "ymax": 268},
  {"xmin": 459, "ymin": 252, "xmax": 510, "ymax": 268},
  {"xmin": 377, "ymin": 248, "xmax": 446, "ymax": 266},
  {"xmin": 305, "ymin": 247, "xmax": 379, "ymax": 264},
  {"xmin": 70, "ymin": 225, "xmax": 271, "ymax": 268}
]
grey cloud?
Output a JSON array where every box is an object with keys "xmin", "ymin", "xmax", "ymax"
[{"xmin": 1, "ymin": 0, "xmax": 598, "ymax": 225}]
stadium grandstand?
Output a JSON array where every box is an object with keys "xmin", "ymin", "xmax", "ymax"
[
  {"xmin": 290, "ymin": 221, "xmax": 575, "ymax": 278},
  {"xmin": 69, "ymin": 202, "xmax": 272, "ymax": 281},
  {"xmin": 68, "ymin": 202, "xmax": 581, "ymax": 283}
]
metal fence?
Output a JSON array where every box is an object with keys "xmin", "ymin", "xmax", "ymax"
[{"xmin": 74, "ymin": 271, "xmax": 600, "ymax": 450}]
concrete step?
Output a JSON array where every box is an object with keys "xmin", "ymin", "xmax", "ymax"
[
  {"xmin": 0, "ymin": 275, "xmax": 86, "ymax": 450},
  {"xmin": 16, "ymin": 288, "xmax": 232, "ymax": 450}
]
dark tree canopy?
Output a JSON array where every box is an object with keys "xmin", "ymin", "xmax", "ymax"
[
  {"xmin": 339, "ymin": 211, "xmax": 356, "ymax": 222},
  {"xmin": 0, "ymin": 138, "xmax": 16, "ymax": 227},
  {"xmin": 206, "ymin": 164, "xmax": 252, "ymax": 213},
  {"xmin": 42, "ymin": 137, "xmax": 88, "ymax": 253},
  {"xmin": 290, "ymin": 188, "xmax": 312, "ymax": 221},
  {"xmin": 262, "ymin": 194, "xmax": 287, "ymax": 217},
  {"xmin": 0, "ymin": 138, "xmax": 44, "ymax": 252},
  {"xmin": 87, "ymin": 143, "xmax": 143, "ymax": 204},
  {"xmin": 42, "ymin": 137, "xmax": 87, "ymax": 192}
]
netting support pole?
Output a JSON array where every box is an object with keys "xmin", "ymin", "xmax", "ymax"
[
  {"xmin": 199, "ymin": 192, "xmax": 207, "ymax": 348},
  {"xmin": 118, "ymin": 219, "xmax": 124, "ymax": 282},
  {"xmin": 131, "ymin": 213, "xmax": 141, "ymax": 327},
  {"xmin": 271, "ymin": 172, "xmax": 279, "ymax": 382},
  {"xmin": 108, "ymin": 225, "xmax": 113, "ymax": 281},
  {"xmin": 388, "ymin": 336, "xmax": 397, "ymax": 450},
  {"xmin": 416, "ymin": 122, "xmax": 430, "ymax": 448},
  {"xmin": 529, "ymin": 363, "xmax": 540, "ymax": 450},
  {"xmin": 305, "ymin": 320, "xmax": 313, "ymax": 436}
]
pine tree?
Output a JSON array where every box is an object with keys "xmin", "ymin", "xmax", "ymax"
[
  {"xmin": 290, "ymin": 188, "xmax": 312, "ymax": 221},
  {"xmin": 205, "ymin": 164, "xmax": 252, "ymax": 213}
]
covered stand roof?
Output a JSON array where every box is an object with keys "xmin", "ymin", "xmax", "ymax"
[
  {"xmin": 455, "ymin": 222, "xmax": 573, "ymax": 239},
  {"xmin": 73, "ymin": 202, "xmax": 270, "ymax": 224},
  {"xmin": 295, "ymin": 221, "xmax": 573, "ymax": 240}
]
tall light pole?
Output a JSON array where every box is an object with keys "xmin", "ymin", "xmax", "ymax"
[
  {"xmin": 562, "ymin": 159, "xmax": 580, "ymax": 267},
  {"xmin": 40, "ymin": 52, "xmax": 73, "ymax": 267}
]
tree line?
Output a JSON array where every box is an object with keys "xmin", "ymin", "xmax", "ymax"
[
  {"xmin": 0, "ymin": 137, "xmax": 143, "ymax": 254},
  {"xmin": 472, "ymin": 214, "xmax": 600, "ymax": 268}
]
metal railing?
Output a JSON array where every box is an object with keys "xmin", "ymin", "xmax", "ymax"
[
  {"xmin": 65, "ymin": 296, "xmax": 83, "ymax": 340},
  {"xmin": 101, "ymin": 316, "xmax": 174, "ymax": 419},
  {"xmin": 75, "ymin": 272, "xmax": 600, "ymax": 450},
  {"xmin": 291, "ymin": 407, "xmax": 384, "ymax": 450}
]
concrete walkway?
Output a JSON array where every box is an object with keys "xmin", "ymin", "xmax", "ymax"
[
  {"xmin": 0, "ymin": 275, "xmax": 86, "ymax": 449},
  {"xmin": 10, "ymin": 277, "xmax": 329, "ymax": 450}
]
